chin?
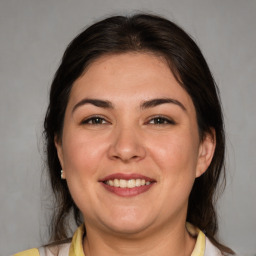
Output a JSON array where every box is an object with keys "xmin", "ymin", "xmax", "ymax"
[
  {"xmin": 107, "ymin": 221, "xmax": 152, "ymax": 236},
  {"xmin": 100, "ymin": 210, "xmax": 155, "ymax": 236}
]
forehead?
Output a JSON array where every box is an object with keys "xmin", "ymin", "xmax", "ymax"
[{"xmin": 69, "ymin": 52, "xmax": 194, "ymax": 111}]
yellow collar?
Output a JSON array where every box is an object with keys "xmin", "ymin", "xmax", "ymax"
[
  {"xmin": 69, "ymin": 224, "xmax": 85, "ymax": 256},
  {"xmin": 69, "ymin": 223, "xmax": 206, "ymax": 256},
  {"xmin": 186, "ymin": 223, "xmax": 206, "ymax": 256}
]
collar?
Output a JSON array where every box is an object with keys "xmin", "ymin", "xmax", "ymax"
[
  {"xmin": 186, "ymin": 223, "xmax": 206, "ymax": 256},
  {"xmin": 69, "ymin": 223, "xmax": 206, "ymax": 256},
  {"xmin": 69, "ymin": 224, "xmax": 85, "ymax": 256}
]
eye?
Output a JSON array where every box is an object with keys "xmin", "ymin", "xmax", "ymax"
[
  {"xmin": 81, "ymin": 116, "xmax": 109, "ymax": 125},
  {"xmin": 147, "ymin": 116, "xmax": 175, "ymax": 125}
]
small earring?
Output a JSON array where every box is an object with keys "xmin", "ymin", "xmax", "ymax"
[{"xmin": 61, "ymin": 170, "xmax": 65, "ymax": 179}]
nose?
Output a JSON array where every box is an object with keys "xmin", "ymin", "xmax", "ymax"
[{"xmin": 107, "ymin": 126, "xmax": 146, "ymax": 162}]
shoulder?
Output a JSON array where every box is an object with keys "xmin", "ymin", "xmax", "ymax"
[
  {"xmin": 12, "ymin": 243, "xmax": 71, "ymax": 256},
  {"xmin": 12, "ymin": 248, "xmax": 40, "ymax": 256},
  {"xmin": 42, "ymin": 242, "xmax": 71, "ymax": 256},
  {"xmin": 205, "ymin": 237, "xmax": 223, "ymax": 256}
]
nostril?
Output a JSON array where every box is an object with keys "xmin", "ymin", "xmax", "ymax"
[
  {"xmin": 110, "ymin": 151, "xmax": 145, "ymax": 162},
  {"xmin": 107, "ymin": 130, "xmax": 146, "ymax": 161}
]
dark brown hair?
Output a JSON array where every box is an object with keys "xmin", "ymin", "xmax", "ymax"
[{"xmin": 44, "ymin": 13, "xmax": 233, "ymax": 254}]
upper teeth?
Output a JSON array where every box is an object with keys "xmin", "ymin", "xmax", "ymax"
[{"xmin": 105, "ymin": 179, "xmax": 151, "ymax": 188}]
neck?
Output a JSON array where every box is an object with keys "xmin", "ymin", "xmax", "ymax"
[{"xmin": 83, "ymin": 221, "xmax": 196, "ymax": 256}]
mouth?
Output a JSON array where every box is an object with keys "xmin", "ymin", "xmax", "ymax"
[
  {"xmin": 104, "ymin": 178, "xmax": 152, "ymax": 188},
  {"xmin": 99, "ymin": 173, "xmax": 156, "ymax": 197}
]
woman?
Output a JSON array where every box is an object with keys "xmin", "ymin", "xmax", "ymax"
[{"xmin": 14, "ymin": 13, "xmax": 234, "ymax": 256}]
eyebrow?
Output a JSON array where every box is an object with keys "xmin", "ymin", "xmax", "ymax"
[
  {"xmin": 72, "ymin": 97, "xmax": 186, "ymax": 113},
  {"xmin": 140, "ymin": 98, "xmax": 186, "ymax": 111},
  {"xmin": 72, "ymin": 98, "xmax": 114, "ymax": 113}
]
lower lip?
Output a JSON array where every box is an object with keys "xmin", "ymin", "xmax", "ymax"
[{"xmin": 101, "ymin": 182, "xmax": 155, "ymax": 197}]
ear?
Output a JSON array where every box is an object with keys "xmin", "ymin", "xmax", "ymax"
[
  {"xmin": 195, "ymin": 129, "xmax": 216, "ymax": 178},
  {"xmin": 54, "ymin": 134, "xmax": 66, "ymax": 179}
]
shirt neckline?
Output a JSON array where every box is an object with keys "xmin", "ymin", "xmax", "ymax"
[{"xmin": 69, "ymin": 223, "xmax": 206, "ymax": 256}]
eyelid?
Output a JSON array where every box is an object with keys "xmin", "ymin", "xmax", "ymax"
[
  {"xmin": 80, "ymin": 115, "xmax": 110, "ymax": 125},
  {"xmin": 145, "ymin": 115, "xmax": 176, "ymax": 125}
]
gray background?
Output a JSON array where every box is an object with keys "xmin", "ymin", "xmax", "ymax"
[{"xmin": 0, "ymin": 0, "xmax": 255, "ymax": 255}]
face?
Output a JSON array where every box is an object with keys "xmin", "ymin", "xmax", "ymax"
[{"xmin": 55, "ymin": 53, "xmax": 215, "ymax": 237}]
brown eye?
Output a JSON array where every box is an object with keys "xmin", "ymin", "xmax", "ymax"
[
  {"xmin": 81, "ymin": 116, "xmax": 108, "ymax": 125},
  {"xmin": 148, "ymin": 116, "xmax": 175, "ymax": 125}
]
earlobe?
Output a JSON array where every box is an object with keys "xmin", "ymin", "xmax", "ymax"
[
  {"xmin": 196, "ymin": 129, "xmax": 216, "ymax": 178},
  {"xmin": 61, "ymin": 170, "xmax": 66, "ymax": 179}
]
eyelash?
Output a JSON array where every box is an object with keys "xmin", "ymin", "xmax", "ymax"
[
  {"xmin": 80, "ymin": 115, "xmax": 175, "ymax": 126},
  {"xmin": 146, "ymin": 116, "xmax": 176, "ymax": 125},
  {"xmin": 81, "ymin": 116, "xmax": 109, "ymax": 125}
]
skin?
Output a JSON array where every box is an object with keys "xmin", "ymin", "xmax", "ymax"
[{"xmin": 55, "ymin": 53, "xmax": 216, "ymax": 256}]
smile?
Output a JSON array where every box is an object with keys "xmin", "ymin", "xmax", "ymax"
[
  {"xmin": 100, "ymin": 173, "xmax": 156, "ymax": 197},
  {"xmin": 104, "ymin": 179, "xmax": 152, "ymax": 188}
]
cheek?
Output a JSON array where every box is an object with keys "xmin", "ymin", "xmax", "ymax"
[
  {"xmin": 149, "ymin": 133, "xmax": 199, "ymax": 210},
  {"xmin": 147, "ymin": 131, "xmax": 199, "ymax": 196},
  {"xmin": 149, "ymin": 132, "xmax": 199, "ymax": 171},
  {"xmin": 60, "ymin": 130, "xmax": 107, "ymax": 214},
  {"xmin": 61, "ymin": 129, "xmax": 107, "ymax": 179}
]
